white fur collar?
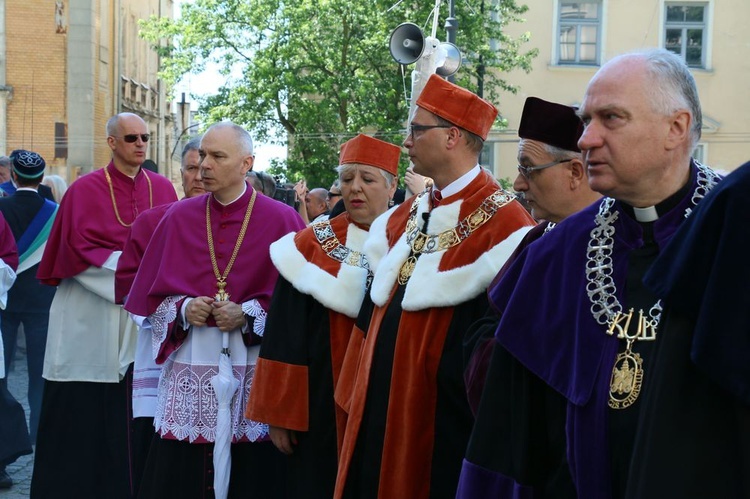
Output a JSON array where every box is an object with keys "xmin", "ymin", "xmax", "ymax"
[
  {"xmin": 269, "ymin": 223, "xmax": 370, "ymax": 318},
  {"xmin": 366, "ymin": 194, "xmax": 531, "ymax": 310}
]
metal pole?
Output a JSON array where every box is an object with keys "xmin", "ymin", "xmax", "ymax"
[{"xmin": 445, "ymin": 0, "xmax": 458, "ymax": 82}]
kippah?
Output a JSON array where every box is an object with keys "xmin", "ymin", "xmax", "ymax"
[{"xmin": 10, "ymin": 149, "xmax": 46, "ymax": 179}]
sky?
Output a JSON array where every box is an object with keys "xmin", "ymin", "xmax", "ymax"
[{"xmin": 171, "ymin": 3, "xmax": 285, "ymax": 171}]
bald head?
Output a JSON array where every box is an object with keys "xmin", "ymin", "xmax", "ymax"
[
  {"xmin": 306, "ymin": 188, "xmax": 329, "ymax": 219},
  {"xmin": 205, "ymin": 122, "xmax": 255, "ymax": 157}
]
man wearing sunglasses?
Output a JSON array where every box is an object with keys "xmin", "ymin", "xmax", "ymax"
[
  {"xmin": 334, "ymin": 75, "xmax": 534, "ymax": 499},
  {"xmin": 32, "ymin": 112, "xmax": 177, "ymax": 498}
]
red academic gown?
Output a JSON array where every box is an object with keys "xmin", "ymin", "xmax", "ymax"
[
  {"xmin": 247, "ymin": 213, "xmax": 371, "ymax": 498},
  {"xmin": 334, "ymin": 170, "xmax": 535, "ymax": 499}
]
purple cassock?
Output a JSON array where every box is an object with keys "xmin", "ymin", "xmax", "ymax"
[
  {"xmin": 124, "ymin": 187, "xmax": 305, "ymax": 443},
  {"xmin": 37, "ymin": 162, "xmax": 177, "ymax": 284},
  {"xmin": 115, "ymin": 203, "xmax": 173, "ymax": 305},
  {"xmin": 457, "ymin": 162, "xmax": 721, "ymax": 499}
]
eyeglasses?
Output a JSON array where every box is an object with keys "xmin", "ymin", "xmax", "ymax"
[
  {"xmin": 516, "ymin": 159, "xmax": 571, "ymax": 179},
  {"xmin": 408, "ymin": 124, "xmax": 452, "ymax": 137},
  {"xmin": 116, "ymin": 134, "xmax": 150, "ymax": 143},
  {"xmin": 327, "ymin": 191, "xmax": 342, "ymax": 200}
]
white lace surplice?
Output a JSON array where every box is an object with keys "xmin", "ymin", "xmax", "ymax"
[{"xmin": 147, "ymin": 295, "xmax": 269, "ymax": 443}]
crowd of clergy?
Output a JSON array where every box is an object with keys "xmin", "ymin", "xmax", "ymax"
[{"xmin": 0, "ymin": 46, "xmax": 747, "ymax": 499}]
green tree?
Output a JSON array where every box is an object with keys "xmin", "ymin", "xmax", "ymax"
[{"xmin": 141, "ymin": 0, "xmax": 537, "ymax": 188}]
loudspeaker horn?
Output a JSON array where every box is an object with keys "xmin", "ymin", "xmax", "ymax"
[
  {"xmin": 434, "ymin": 42, "xmax": 462, "ymax": 77},
  {"xmin": 389, "ymin": 22, "xmax": 425, "ymax": 65}
]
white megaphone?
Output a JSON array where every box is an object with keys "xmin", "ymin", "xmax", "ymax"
[
  {"xmin": 389, "ymin": 23, "xmax": 425, "ymax": 65},
  {"xmin": 434, "ymin": 42, "xmax": 462, "ymax": 77},
  {"xmin": 389, "ymin": 23, "xmax": 462, "ymax": 77}
]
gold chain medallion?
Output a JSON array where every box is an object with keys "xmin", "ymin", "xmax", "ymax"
[
  {"xmin": 105, "ymin": 167, "xmax": 153, "ymax": 227},
  {"xmin": 608, "ymin": 350, "xmax": 644, "ymax": 409},
  {"xmin": 206, "ymin": 190, "xmax": 256, "ymax": 301}
]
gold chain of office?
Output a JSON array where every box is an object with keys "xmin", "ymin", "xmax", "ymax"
[
  {"xmin": 206, "ymin": 189, "xmax": 257, "ymax": 301},
  {"xmin": 104, "ymin": 167, "xmax": 153, "ymax": 227},
  {"xmin": 398, "ymin": 189, "xmax": 515, "ymax": 285}
]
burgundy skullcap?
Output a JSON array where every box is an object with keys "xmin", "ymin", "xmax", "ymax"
[
  {"xmin": 339, "ymin": 134, "xmax": 401, "ymax": 176},
  {"xmin": 518, "ymin": 97, "xmax": 583, "ymax": 153},
  {"xmin": 415, "ymin": 74, "xmax": 498, "ymax": 140}
]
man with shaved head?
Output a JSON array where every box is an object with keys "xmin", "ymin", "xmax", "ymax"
[
  {"xmin": 32, "ymin": 112, "xmax": 177, "ymax": 498},
  {"xmin": 125, "ymin": 121, "xmax": 304, "ymax": 497}
]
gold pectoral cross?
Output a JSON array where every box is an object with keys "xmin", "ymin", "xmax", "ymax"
[{"xmin": 215, "ymin": 280, "xmax": 230, "ymax": 302}]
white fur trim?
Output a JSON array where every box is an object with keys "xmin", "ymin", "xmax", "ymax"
[
  {"xmin": 367, "ymin": 195, "xmax": 532, "ymax": 310},
  {"xmin": 269, "ymin": 224, "xmax": 370, "ymax": 318}
]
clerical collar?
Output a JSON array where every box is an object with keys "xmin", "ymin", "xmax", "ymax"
[
  {"xmin": 16, "ymin": 187, "xmax": 38, "ymax": 193},
  {"xmin": 215, "ymin": 183, "xmax": 247, "ymax": 207},
  {"xmin": 620, "ymin": 175, "xmax": 692, "ymax": 222},
  {"xmin": 632, "ymin": 206, "xmax": 658, "ymax": 222},
  {"xmin": 436, "ymin": 164, "xmax": 481, "ymax": 198}
]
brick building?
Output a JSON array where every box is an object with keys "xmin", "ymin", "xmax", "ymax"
[{"xmin": 0, "ymin": 0, "xmax": 177, "ymax": 184}]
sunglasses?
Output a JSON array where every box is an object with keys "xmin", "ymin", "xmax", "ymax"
[
  {"xmin": 327, "ymin": 191, "xmax": 342, "ymax": 200},
  {"xmin": 117, "ymin": 134, "xmax": 150, "ymax": 143}
]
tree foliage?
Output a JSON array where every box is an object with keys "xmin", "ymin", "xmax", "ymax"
[{"xmin": 141, "ymin": 0, "xmax": 537, "ymax": 188}]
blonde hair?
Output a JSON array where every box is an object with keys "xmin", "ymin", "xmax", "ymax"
[{"xmin": 42, "ymin": 175, "xmax": 68, "ymax": 203}]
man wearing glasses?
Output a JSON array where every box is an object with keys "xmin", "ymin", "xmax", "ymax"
[
  {"xmin": 32, "ymin": 112, "xmax": 177, "ymax": 498},
  {"xmin": 460, "ymin": 96, "xmax": 601, "ymax": 498},
  {"xmin": 326, "ymin": 180, "xmax": 342, "ymax": 211},
  {"xmin": 457, "ymin": 49, "xmax": 721, "ymax": 499},
  {"xmin": 334, "ymin": 74, "xmax": 534, "ymax": 499}
]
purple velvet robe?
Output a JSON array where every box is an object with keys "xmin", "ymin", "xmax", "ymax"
[{"xmin": 462, "ymin": 164, "xmax": 714, "ymax": 498}]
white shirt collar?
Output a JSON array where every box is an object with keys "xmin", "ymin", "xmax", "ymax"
[
  {"xmin": 216, "ymin": 183, "xmax": 247, "ymax": 206},
  {"xmin": 437, "ymin": 164, "xmax": 481, "ymax": 198}
]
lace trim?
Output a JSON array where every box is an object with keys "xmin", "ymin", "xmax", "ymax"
[
  {"xmin": 148, "ymin": 295, "xmax": 186, "ymax": 360},
  {"xmin": 241, "ymin": 299, "xmax": 267, "ymax": 337},
  {"xmin": 154, "ymin": 360, "xmax": 268, "ymax": 443}
]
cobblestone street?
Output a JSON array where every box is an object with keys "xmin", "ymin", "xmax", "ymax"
[{"xmin": 1, "ymin": 340, "xmax": 33, "ymax": 499}]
